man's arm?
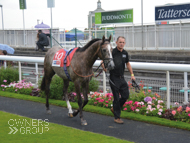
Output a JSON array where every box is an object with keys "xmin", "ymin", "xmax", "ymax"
[{"xmin": 126, "ymin": 62, "xmax": 135, "ymax": 80}]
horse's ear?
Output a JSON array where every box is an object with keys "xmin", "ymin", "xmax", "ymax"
[
  {"xmin": 109, "ymin": 35, "xmax": 112, "ymax": 42},
  {"xmin": 102, "ymin": 35, "xmax": 105, "ymax": 41}
]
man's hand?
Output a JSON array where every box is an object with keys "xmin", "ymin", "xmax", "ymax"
[
  {"xmin": 131, "ymin": 76, "xmax": 135, "ymax": 81},
  {"xmin": 101, "ymin": 61, "xmax": 107, "ymax": 72}
]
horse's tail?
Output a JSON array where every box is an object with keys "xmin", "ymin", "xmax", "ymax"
[{"xmin": 41, "ymin": 76, "xmax": 46, "ymax": 91}]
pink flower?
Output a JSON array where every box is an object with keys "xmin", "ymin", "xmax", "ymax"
[
  {"xmin": 130, "ymin": 106, "xmax": 135, "ymax": 111},
  {"xmin": 172, "ymin": 110, "xmax": 176, "ymax": 116},
  {"xmin": 94, "ymin": 102, "xmax": 97, "ymax": 105},
  {"xmin": 105, "ymin": 104, "xmax": 108, "ymax": 107},
  {"xmin": 134, "ymin": 101, "xmax": 138, "ymax": 105},
  {"xmin": 188, "ymin": 114, "xmax": 190, "ymax": 117},
  {"xmin": 2, "ymin": 89, "xmax": 4, "ymax": 91},
  {"xmin": 152, "ymin": 97, "xmax": 156, "ymax": 100},
  {"xmin": 1, "ymin": 85, "xmax": 5, "ymax": 87},
  {"xmin": 148, "ymin": 90, "xmax": 151, "ymax": 93},
  {"xmin": 177, "ymin": 106, "xmax": 182, "ymax": 112},
  {"xmin": 128, "ymin": 101, "xmax": 133, "ymax": 104},
  {"xmin": 174, "ymin": 102, "xmax": 179, "ymax": 105},
  {"xmin": 147, "ymin": 101, "xmax": 152, "ymax": 104},
  {"xmin": 3, "ymin": 80, "xmax": 7, "ymax": 83},
  {"xmin": 124, "ymin": 108, "xmax": 127, "ymax": 111},
  {"xmin": 105, "ymin": 101, "xmax": 109, "ymax": 103},
  {"xmin": 98, "ymin": 99, "xmax": 104, "ymax": 102},
  {"xmin": 147, "ymin": 105, "xmax": 152, "ymax": 109},
  {"xmin": 158, "ymin": 100, "xmax": 163, "ymax": 104},
  {"xmin": 158, "ymin": 112, "xmax": 162, "ymax": 115},
  {"xmin": 95, "ymin": 98, "xmax": 100, "ymax": 101},
  {"xmin": 157, "ymin": 105, "xmax": 160, "ymax": 109},
  {"xmin": 186, "ymin": 107, "xmax": 190, "ymax": 113},
  {"xmin": 15, "ymin": 89, "xmax": 17, "ymax": 92}
]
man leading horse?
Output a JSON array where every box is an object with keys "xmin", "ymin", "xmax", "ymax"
[{"xmin": 102, "ymin": 36, "xmax": 136, "ymax": 124}]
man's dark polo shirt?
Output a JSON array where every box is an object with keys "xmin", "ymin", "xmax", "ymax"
[{"xmin": 110, "ymin": 47, "xmax": 129, "ymax": 77}]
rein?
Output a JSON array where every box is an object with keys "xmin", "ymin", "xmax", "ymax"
[
  {"xmin": 70, "ymin": 62, "xmax": 103, "ymax": 78},
  {"xmin": 69, "ymin": 45, "xmax": 103, "ymax": 78},
  {"xmin": 69, "ymin": 40, "xmax": 112, "ymax": 78}
]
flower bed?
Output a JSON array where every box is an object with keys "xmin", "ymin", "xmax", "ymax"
[
  {"xmin": 1, "ymin": 79, "xmax": 190, "ymax": 124},
  {"xmin": 0, "ymin": 79, "xmax": 34, "ymax": 95}
]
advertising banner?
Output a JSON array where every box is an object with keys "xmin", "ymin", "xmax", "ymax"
[
  {"xmin": 95, "ymin": 9, "xmax": 133, "ymax": 25},
  {"xmin": 155, "ymin": 3, "xmax": 190, "ymax": 21}
]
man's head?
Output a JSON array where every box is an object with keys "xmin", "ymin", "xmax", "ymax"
[
  {"xmin": 116, "ymin": 36, "xmax": 126, "ymax": 52},
  {"xmin": 2, "ymin": 50, "xmax": 7, "ymax": 55},
  {"xmin": 38, "ymin": 30, "xmax": 42, "ymax": 33}
]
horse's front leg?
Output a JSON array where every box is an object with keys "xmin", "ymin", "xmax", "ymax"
[
  {"xmin": 63, "ymin": 80, "xmax": 73, "ymax": 117},
  {"xmin": 73, "ymin": 81, "xmax": 87, "ymax": 125},
  {"xmin": 81, "ymin": 81, "xmax": 89, "ymax": 110}
]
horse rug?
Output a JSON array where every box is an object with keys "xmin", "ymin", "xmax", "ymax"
[
  {"xmin": 52, "ymin": 47, "xmax": 78, "ymax": 67},
  {"xmin": 52, "ymin": 47, "xmax": 78, "ymax": 81}
]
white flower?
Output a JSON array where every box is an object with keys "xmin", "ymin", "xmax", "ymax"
[
  {"xmin": 147, "ymin": 101, "xmax": 152, "ymax": 104},
  {"xmin": 90, "ymin": 91, "xmax": 94, "ymax": 94},
  {"xmin": 141, "ymin": 101, "xmax": 144, "ymax": 105},
  {"xmin": 135, "ymin": 109, "xmax": 140, "ymax": 112},
  {"xmin": 158, "ymin": 112, "xmax": 162, "ymax": 115},
  {"xmin": 159, "ymin": 109, "xmax": 163, "ymax": 112}
]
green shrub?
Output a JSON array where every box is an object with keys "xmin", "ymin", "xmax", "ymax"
[
  {"xmin": 40, "ymin": 75, "xmax": 99, "ymax": 100},
  {"xmin": 0, "ymin": 67, "xmax": 19, "ymax": 85}
]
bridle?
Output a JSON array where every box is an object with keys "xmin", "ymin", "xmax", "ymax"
[{"xmin": 70, "ymin": 40, "xmax": 113, "ymax": 78}]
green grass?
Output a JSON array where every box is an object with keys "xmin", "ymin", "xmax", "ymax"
[
  {"xmin": 1, "ymin": 91, "xmax": 190, "ymax": 131},
  {"xmin": 0, "ymin": 111, "xmax": 132, "ymax": 143}
]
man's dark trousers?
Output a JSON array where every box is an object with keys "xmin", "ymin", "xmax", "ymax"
[{"xmin": 110, "ymin": 74, "xmax": 129, "ymax": 119}]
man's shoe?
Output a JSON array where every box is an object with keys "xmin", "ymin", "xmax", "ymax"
[
  {"xmin": 114, "ymin": 118, "xmax": 124, "ymax": 124},
  {"xmin": 110, "ymin": 107, "xmax": 114, "ymax": 115}
]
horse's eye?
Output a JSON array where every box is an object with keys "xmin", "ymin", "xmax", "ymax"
[{"xmin": 102, "ymin": 49, "xmax": 106, "ymax": 53}]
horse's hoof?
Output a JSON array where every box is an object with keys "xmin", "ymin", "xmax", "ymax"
[
  {"xmin": 46, "ymin": 110, "xmax": 51, "ymax": 114},
  {"xmin": 81, "ymin": 120, "xmax": 87, "ymax": 126},
  {"xmin": 73, "ymin": 110, "xmax": 78, "ymax": 117},
  {"xmin": 68, "ymin": 113, "xmax": 73, "ymax": 118}
]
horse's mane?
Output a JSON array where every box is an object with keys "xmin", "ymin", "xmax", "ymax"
[{"xmin": 76, "ymin": 38, "xmax": 101, "ymax": 52}]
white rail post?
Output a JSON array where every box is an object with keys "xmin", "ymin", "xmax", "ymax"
[
  {"xmin": 18, "ymin": 62, "xmax": 22, "ymax": 82},
  {"xmin": 184, "ymin": 72, "xmax": 189, "ymax": 104},
  {"xmin": 103, "ymin": 71, "xmax": 106, "ymax": 95},
  {"xmin": 35, "ymin": 63, "xmax": 39, "ymax": 87},
  {"xmin": 166, "ymin": 71, "xmax": 170, "ymax": 109},
  {"xmin": 3, "ymin": 60, "xmax": 6, "ymax": 69}
]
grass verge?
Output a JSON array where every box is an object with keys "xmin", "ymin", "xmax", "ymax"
[
  {"xmin": 0, "ymin": 111, "xmax": 132, "ymax": 143},
  {"xmin": 0, "ymin": 91, "xmax": 190, "ymax": 131}
]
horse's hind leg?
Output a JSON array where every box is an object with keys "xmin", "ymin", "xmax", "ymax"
[
  {"xmin": 63, "ymin": 79, "xmax": 73, "ymax": 117},
  {"xmin": 44, "ymin": 70, "xmax": 55, "ymax": 114}
]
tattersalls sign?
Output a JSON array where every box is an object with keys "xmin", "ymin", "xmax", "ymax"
[
  {"xmin": 155, "ymin": 3, "xmax": 190, "ymax": 21},
  {"xmin": 95, "ymin": 9, "xmax": 133, "ymax": 25}
]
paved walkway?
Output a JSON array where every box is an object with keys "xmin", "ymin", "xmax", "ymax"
[{"xmin": 0, "ymin": 96, "xmax": 190, "ymax": 143}]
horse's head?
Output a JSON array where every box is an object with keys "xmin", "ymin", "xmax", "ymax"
[{"xmin": 99, "ymin": 35, "xmax": 115, "ymax": 71}]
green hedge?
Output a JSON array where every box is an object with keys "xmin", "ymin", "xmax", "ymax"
[
  {"xmin": 40, "ymin": 75, "xmax": 99, "ymax": 100},
  {"xmin": 0, "ymin": 66, "xmax": 19, "ymax": 85}
]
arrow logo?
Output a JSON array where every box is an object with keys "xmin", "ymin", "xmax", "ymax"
[{"xmin": 8, "ymin": 127, "xmax": 18, "ymax": 134}]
